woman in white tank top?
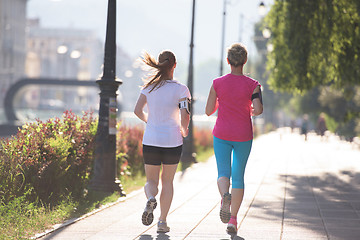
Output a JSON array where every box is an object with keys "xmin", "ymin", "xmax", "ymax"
[{"xmin": 134, "ymin": 50, "xmax": 191, "ymax": 233}]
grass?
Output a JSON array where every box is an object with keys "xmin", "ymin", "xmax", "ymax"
[
  {"xmin": 0, "ymin": 191, "xmax": 123, "ymax": 240},
  {"xmin": 0, "ymin": 148, "xmax": 214, "ymax": 240},
  {"xmin": 196, "ymin": 147, "xmax": 214, "ymax": 163},
  {"xmin": 121, "ymin": 173, "xmax": 147, "ymax": 194},
  {"xmin": 178, "ymin": 147, "xmax": 214, "ymax": 171}
]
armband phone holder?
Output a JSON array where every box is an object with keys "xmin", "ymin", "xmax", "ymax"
[
  {"xmin": 251, "ymin": 89, "xmax": 263, "ymax": 104},
  {"xmin": 179, "ymin": 98, "xmax": 191, "ymax": 114}
]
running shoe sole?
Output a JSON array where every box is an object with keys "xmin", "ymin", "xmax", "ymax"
[
  {"xmin": 220, "ymin": 193, "xmax": 231, "ymax": 223},
  {"xmin": 142, "ymin": 198, "xmax": 157, "ymax": 226}
]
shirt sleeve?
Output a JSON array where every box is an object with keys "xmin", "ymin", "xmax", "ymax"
[
  {"xmin": 251, "ymin": 79, "xmax": 261, "ymax": 93},
  {"xmin": 140, "ymin": 87, "xmax": 148, "ymax": 96},
  {"xmin": 179, "ymin": 84, "xmax": 191, "ymax": 99},
  {"xmin": 213, "ymin": 78, "xmax": 219, "ymax": 93}
]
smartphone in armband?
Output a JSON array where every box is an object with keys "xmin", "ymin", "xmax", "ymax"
[{"xmin": 179, "ymin": 98, "xmax": 191, "ymax": 114}]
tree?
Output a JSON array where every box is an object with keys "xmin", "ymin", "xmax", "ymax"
[
  {"xmin": 253, "ymin": 21, "xmax": 293, "ymax": 128},
  {"xmin": 265, "ymin": 0, "xmax": 360, "ymax": 93},
  {"xmin": 318, "ymin": 86, "xmax": 360, "ymax": 140}
]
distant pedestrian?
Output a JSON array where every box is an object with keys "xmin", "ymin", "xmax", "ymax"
[
  {"xmin": 317, "ymin": 113, "xmax": 327, "ymax": 140},
  {"xmin": 290, "ymin": 118, "xmax": 296, "ymax": 133},
  {"xmin": 134, "ymin": 50, "xmax": 191, "ymax": 233},
  {"xmin": 205, "ymin": 43, "xmax": 263, "ymax": 234},
  {"xmin": 301, "ymin": 114, "xmax": 309, "ymax": 141}
]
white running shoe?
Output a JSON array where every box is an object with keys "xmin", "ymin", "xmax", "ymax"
[
  {"xmin": 220, "ymin": 192, "xmax": 231, "ymax": 223},
  {"xmin": 157, "ymin": 220, "xmax": 170, "ymax": 233},
  {"xmin": 142, "ymin": 197, "xmax": 157, "ymax": 226}
]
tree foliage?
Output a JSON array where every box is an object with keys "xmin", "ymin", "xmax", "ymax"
[{"xmin": 265, "ymin": 0, "xmax": 360, "ymax": 93}]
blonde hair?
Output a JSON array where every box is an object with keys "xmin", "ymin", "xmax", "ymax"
[
  {"xmin": 227, "ymin": 43, "xmax": 247, "ymax": 67},
  {"xmin": 141, "ymin": 50, "xmax": 176, "ymax": 92}
]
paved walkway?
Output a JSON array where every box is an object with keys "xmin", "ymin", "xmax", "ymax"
[{"xmin": 36, "ymin": 129, "xmax": 360, "ymax": 240}]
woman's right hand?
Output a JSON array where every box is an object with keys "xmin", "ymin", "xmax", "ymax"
[
  {"xmin": 180, "ymin": 107, "xmax": 190, "ymax": 137},
  {"xmin": 181, "ymin": 127, "xmax": 189, "ymax": 138}
]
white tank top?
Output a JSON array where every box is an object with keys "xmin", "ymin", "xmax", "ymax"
[{"xmin": 140, "ymin": 80, "xmax": 191, "ymax": 147}]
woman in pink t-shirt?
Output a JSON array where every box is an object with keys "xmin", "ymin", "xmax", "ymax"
[{"xmin": 205, "ymin": 43, "xmax": 263, "ymax": 234}]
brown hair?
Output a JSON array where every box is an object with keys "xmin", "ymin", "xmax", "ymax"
[
  {"xmin": 141, "ymin": 50, "xmax": 176, "ymax": 92},
  {"xmin": 227, "ymin": 43, "xmax": 247, "ymax": 67}
]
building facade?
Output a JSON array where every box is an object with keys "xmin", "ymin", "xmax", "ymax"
[
  {"xmin": 23, "ymin": 19, "xmax": 104, "ymax": 112},
  {"xmin": 25, "ymin": 19, "xmax": 104, "ymax": 80},
  {"xmin": 0, "ymin": 0, "xmax": 27, "ymax": 110}
]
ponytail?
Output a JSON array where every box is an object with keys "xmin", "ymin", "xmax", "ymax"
[{"xmin": 141, "ymin": 50, "xmax": 176, "ymax": 92}]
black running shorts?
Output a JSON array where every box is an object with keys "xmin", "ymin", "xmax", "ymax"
[{"xmin": 143, "ymin": 144, "xmax": 182, "ymax": 166}]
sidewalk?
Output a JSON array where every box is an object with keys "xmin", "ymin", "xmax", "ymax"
[{"xmin": 37, "ymin": 129, "xmax": 360, "ymax": 240}]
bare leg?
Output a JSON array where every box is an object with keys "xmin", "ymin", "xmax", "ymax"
[
  {"xmin": 144, "ymin": 164, "xmax": 161, "ymax": 199},
  {"xmin": 230, "ymin": 188, "xmax": 244, "ymax": 217},
  {"xmin": 217, "ymin": 176, "xmax": 230, "ymax": 196},
  {"xmin": 159, "ymin": 164, "xmax": 178, "ymax": 221}
]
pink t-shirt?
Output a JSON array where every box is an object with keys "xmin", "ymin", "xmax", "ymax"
[{"xmin": 212, "ymin": 74, "xmax": 260, "ymax": 142}]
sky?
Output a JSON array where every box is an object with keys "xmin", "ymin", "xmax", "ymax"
[{"xmin": 27, "ymin": 0, "xmax": 274, "ymax": 65}]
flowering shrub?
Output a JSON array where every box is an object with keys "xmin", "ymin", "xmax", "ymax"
[
  {"xmin": 193, "ymin": 127, "xmax": 213, "ymax": 151},
  {"xmin": 116, "ymin": 124, "xmax": 144, "ymax": 177},
  {"xmin": 0, "ymin": 111, "xmax": 97, "ymax": 205}
]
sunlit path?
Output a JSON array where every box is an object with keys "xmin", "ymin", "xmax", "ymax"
[{"xmin": 36, "ymin": 129, "xmax": 360, "ymax": 240}]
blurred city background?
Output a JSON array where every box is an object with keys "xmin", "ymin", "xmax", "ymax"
[{"xmin": 1, "ymin": 0, "xmax": 359, "ymax": 142}]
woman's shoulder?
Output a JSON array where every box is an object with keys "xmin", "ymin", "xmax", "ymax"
[
  {"xmin": 213, "ymin": 74, "xmax": 231, "ymax": 85},
  {"xmin": 140, "ymin": 85, "xmax": 149, "ymax": 94},
  {"xmin": 243, "ymin": 75, "xmax": 260, "ymax": 87},
  {"xmin": 167, "ymin": 80, "xmax": 188, "ymax": 88},
  {"xmin": 242, "ymin": 74, "xmax": 255, "ymax": 81}
]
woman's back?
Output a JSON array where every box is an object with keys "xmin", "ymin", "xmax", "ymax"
[
  {"xmin": 213, "ymin": 74, "xmax": 260, "ymax": 142},
  {"xmin": 141, "ymin": 80, "xmax": 190, "ymax": 147}
]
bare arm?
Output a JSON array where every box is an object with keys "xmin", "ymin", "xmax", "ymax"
[
  {"xmin": 251, "ymin": 86, "xmax": 263, "ymax": 116},
  {"xmin": 205, "ymin": 84, "xmax": 218, "ymax": 116},
  {"xmin": 134, "ymin": 93, "xmax": 148, "ymax": 123},
  {"xmin": 180, "ymin": 108, "xmax": 190, "ymax": 137}
]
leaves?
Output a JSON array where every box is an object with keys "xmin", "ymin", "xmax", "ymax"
[
  {"xmin": 0, "ymin": 111, "xmax": 97, "ymax": 205},
  {"xmin": 265, "ymin": 0, "xmax": 360, "ymax": 92}
]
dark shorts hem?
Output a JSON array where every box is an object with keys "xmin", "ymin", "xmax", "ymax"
[{"xmin": 143, "ymin": 144, "xmax": 182, "ymax": 166}]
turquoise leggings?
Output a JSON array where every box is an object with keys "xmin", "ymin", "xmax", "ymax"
[{"xmin": 213, "ymin": 136, "xmax": 252, "ymax": 189}]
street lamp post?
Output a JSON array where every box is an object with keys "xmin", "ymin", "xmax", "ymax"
[
  {"xmin": 219, "ymin": 0, "xmax": 227, "ymax": 76},
  {"xmin": 258, "ymin": 1, "xmax": 266, "ymax": 17},
  {"xmin": 181, "ymin": 0, "xmax": 197, "ymax": 163},
  {"xmin": 89, "ymin": 0, "xmax": 124, "ymax": 195}
]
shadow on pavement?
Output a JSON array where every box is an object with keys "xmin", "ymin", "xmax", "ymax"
[
  {"xmin": 155, "ymin": 233, "xmax": 170, "ymax": 240},
  {"xmin": 252, "ymin": 170, "xmax": 360, "ymax": 239},
  {"xmin": 285, "ymin": 171, "xmax": 360, "ymax": 239},
  {"xmin": 138, "ymin": 234, "xmax": 153, "ymax": 240},
  {"xmin": 138, "ymin": 233, "xmax": 171, "ymax": 240}
]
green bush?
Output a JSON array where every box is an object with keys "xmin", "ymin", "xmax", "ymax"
[{"xmin": 0, "ymin": 111, "xmax": 97, "ymax": 205}]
